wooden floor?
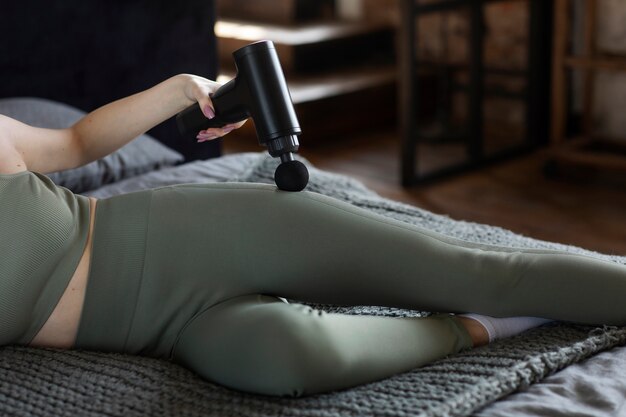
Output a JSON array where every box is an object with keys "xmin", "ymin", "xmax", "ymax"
[{"xmin": 223, "ymin": 128, "xmax": 626, "ymax": 256}]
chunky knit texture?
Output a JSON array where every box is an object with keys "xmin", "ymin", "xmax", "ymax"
[{"xmin": 1, "ymin": 153, "xmax": 625, "ymax": 417}]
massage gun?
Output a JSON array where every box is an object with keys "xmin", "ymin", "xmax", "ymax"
[{"xmin": 176, "ymin": 40, "xmax": 309, "ymax": 192}]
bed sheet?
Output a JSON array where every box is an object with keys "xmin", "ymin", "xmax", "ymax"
[{"xmin": 473, "ymin": 344, "xmax": 626, "ymax": 416}]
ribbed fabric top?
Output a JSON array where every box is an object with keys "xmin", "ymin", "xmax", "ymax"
[{"xmin": 0, "ymin": 170, "xmax": 90, "ymax": 345}]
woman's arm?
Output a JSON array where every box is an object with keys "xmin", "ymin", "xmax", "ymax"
[
  {"xmin": 73, "ymin": 73, "xmax": 230, "ymax": 165},
  {"xmin": 0, "ymin": 74, "xmax": 238, "ymax": 174}
]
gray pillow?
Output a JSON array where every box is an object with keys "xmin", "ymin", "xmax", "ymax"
[{"xmin": 0, "ymin": 97, "xmax": 184, "ymax": 192}]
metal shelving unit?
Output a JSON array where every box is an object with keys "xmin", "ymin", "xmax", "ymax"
[{"xmin": 398, "ymin": 0, "xmax": 553, "ymax": 185}]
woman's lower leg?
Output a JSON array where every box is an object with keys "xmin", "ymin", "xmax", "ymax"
[{"xmin": 171, "ymin": 294, "xmax": 474, "ymax": 396}]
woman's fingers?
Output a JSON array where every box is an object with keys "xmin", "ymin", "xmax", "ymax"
[
  {"xmin": 195, "ymin": 127, "xmax": 234, "ymax": 142},
  {"xmin": 196, "ymin": 130, "xmax": 218, "ymax": 142},
  {"xmin": 196, "ymin": 120, "xmax": 248, "ymax": 142},
  {"xmin": 180, "ymin": 74, "xmax": 245, "ymax": 142}
]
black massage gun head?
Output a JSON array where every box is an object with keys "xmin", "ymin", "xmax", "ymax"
[
  {"xmin": 275, "ymin": 159, "xmax": 309, "ymax": 192},
  {"xmin": 266, "ymin": 135, "xmax": 309, "ymax": 191}
]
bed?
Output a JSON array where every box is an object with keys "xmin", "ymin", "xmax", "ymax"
[
  {"xmin": 1, "ymin": 97, "xmax": 626, "ymax": 417},
  {"xmin": 2, "ymin": 2, "xmax": 626, "ymax": 417}
]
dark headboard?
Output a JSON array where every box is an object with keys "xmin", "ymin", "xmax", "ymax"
[{"xmin": 1, "ymin": 0, "xmax": 221, "ymax": 162}]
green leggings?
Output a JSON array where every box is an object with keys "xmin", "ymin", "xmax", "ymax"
[{"xmin": 75, "ymin": 182, "xmax": 626, "ymax": 397}]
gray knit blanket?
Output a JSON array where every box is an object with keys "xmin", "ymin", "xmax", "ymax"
[{"xmin": 2, "ymin": 154, "xmax": 626, "ymax": 417}]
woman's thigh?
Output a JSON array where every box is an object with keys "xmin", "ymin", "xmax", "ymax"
[{"xmin": 140, "ymin": 182, "xmax": 626, "ymax": 324}]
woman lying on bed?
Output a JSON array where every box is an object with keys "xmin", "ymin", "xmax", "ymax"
[{"xmin": 0, "ymin": 74, "xmax": 623, "ymax": 398}]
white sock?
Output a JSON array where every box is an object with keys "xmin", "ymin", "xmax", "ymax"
[{"xmin": 458, "ymin": 313, "xmax": 553, "ymax": 342}]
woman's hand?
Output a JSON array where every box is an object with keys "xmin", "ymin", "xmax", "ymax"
[{"xmin": 181, "ymin": 74, "xmax": 247, "ymax": 142}]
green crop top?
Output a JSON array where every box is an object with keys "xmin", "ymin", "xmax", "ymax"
[{"xmin": 0, "ymin": 170, "xmax": 91, "ymax": 345}]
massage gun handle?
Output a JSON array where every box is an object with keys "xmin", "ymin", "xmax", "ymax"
[{"xmin": 176, "ymin": 102, "xmax": 245, "ymax": 136}]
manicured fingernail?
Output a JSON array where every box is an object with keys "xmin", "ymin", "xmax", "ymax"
[{"xmin": 203, "ymin": 105, "xmax": 215, "ymax": 119}]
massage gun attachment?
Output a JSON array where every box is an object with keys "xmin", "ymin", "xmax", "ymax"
[{"xmin": 176, "ymin": 40, "xmax": 309, "ymax": 192}]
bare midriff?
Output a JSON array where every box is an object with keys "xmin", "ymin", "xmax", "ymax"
[{"xmin": 29, "ymin": 196, "xmax": 98, "ymax": 349}]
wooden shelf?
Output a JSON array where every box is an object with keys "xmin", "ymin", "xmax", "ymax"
[
  {"xmin": 218, "ymin": 64, "xmax": 396, "ymax": 105},
  {"xmin": 564, "ymin": 56, "xmax": 626, "ymax": 71},
  {"xmin": 216, "ymin": 64, "xmax": 398, "ymax": 144},
  {"xmin": 215, "ymin": 19, "xmax": 393, "ymax": 46},
  {"xmin": 549, "ymin": 0, "xmax": 626, "ymax": 177},
  {"xmin": 216, "ymin": 0, "xmax": 334, "ymax": 25},
  {"xmin": 215, "ymin": 19, "xmax": 395, "ymax": 74}
]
